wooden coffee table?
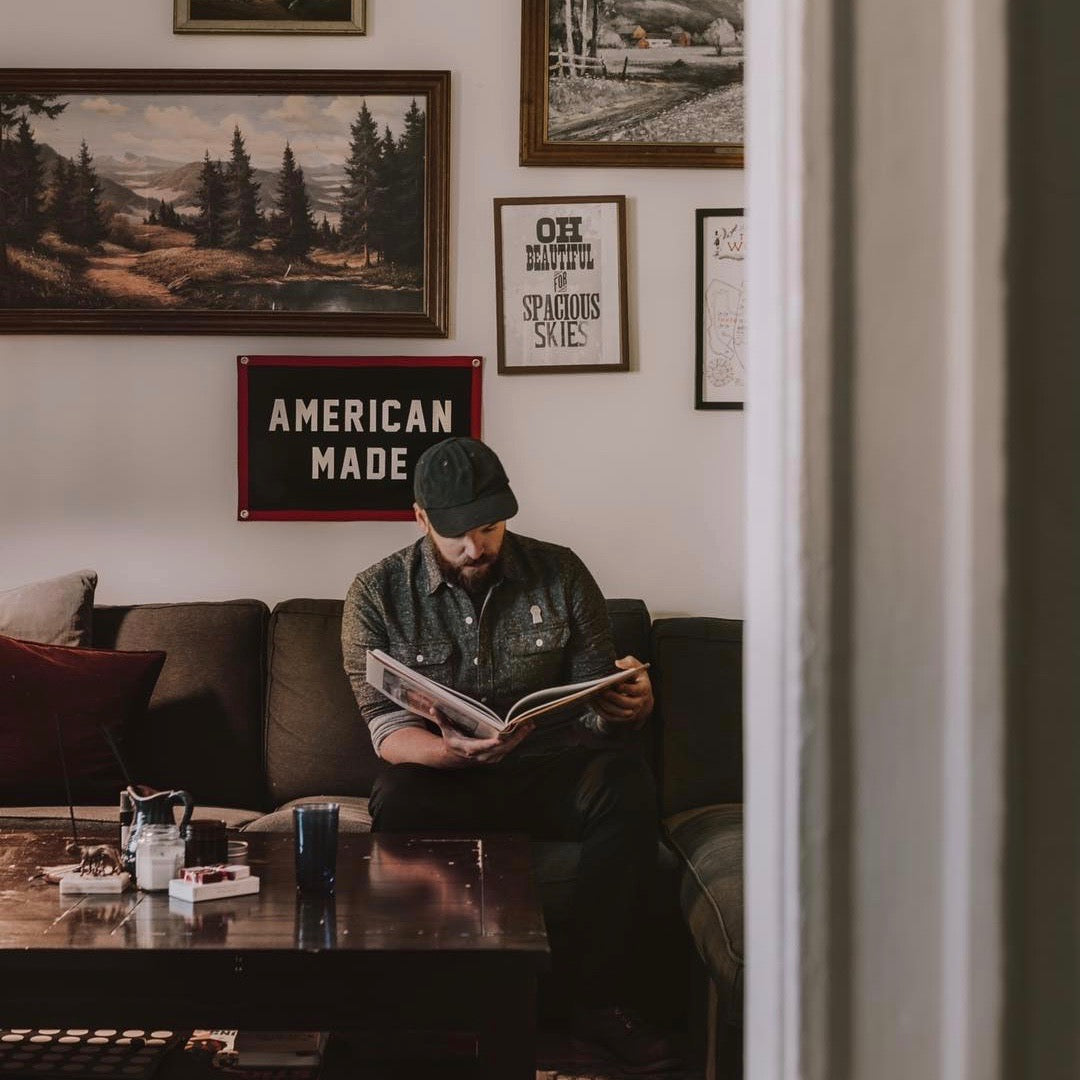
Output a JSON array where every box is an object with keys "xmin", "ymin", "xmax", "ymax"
[{"xmin": 0, "ymin": 830, "xmax": 549, "ymax": 1079}]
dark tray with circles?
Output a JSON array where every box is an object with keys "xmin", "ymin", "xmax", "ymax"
[{"xmin": 0, "ymin": 1028, "xmax": 179, "ymax": 1078}]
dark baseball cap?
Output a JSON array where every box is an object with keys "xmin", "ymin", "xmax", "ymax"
[{"xmin": 413, "ymin": 437, "xmax": 518, "ymax": 537}]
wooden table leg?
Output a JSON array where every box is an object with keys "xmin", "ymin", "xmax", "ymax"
[{"xmin": 475, "ymin": 967, "xmax": 537, "ymax": 1080}]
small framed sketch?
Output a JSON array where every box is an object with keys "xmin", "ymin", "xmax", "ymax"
[
  {"xmin": 696, "ymin": 208, "xmax": 745, "ymax": 409},
  {"xmin": 175, "ymin": 0, "xmax": 366, "ymax": 35},
  {"xmin": 494, "ymin": 195, "xmax": 628, "ymax": 374}
]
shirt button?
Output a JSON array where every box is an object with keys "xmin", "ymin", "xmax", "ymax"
[
  {"xmin": 416, "ymin": 654, "xmax": 424, "ymax": 663},
  {"xmin": 465, "ymin": 616, "xmax": 474, "ymax": 625},
  {"xmin": 473, "ymin": 657, "xmax": 479, "ymax": 666},
  {"xmin": 536, "ymin": 638, "xmax": 544, "ymax": 647}
]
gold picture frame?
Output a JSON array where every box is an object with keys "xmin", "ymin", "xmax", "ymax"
[{"xmin": 174, "ymin": 0, "xmax": 366, "ymax": 35}]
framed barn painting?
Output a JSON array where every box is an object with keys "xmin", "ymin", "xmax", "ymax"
[
  {"xmin": 696, "ymin": 207, "xmax": 745, "ymax": 408},
  {"xmin": 520, "ymin": 0, "xmax": 744, "ymax": 167},
  {"xmin": 0, "ymin": 69, "xmax": 449, "ymax": 336},
  {"xmin": 175, "ymin": 0, "xmax": 366, "ymax": 34}
]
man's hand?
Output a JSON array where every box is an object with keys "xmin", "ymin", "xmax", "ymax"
[
  {"xmin": 595, "ymin": 655, "xmax": 654, "ymax": 728},
  {"xmin": 430, "ymin": 710, "xmax": 535, "ymax": 767}
]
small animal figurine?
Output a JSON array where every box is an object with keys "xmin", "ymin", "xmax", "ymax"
[{"xmin": 65, "ymin": 841, "xmax": 126, "ymax": 877}]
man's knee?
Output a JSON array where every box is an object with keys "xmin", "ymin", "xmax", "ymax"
[
  {"xmin": 577, "ymin": 749, "xmax": 658, "ymax": 823},
  {"xmin": 369, "ymin": 764, "xmax": 444, "ymax": 831}
]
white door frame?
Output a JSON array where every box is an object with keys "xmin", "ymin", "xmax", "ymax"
[{"xmin": 743, "ymin": 0, "xmax": 1007, "ymax": 1075}]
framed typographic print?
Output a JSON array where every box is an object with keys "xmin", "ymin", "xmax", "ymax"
[
  {"xmin": 0, "ymin": 69, "xmax": 449, "ymax": 336},
  {"xmin": 494, "ymin": 195, "xmax": 628, "ymax": 375},
  {"xmin": 174, "ymin": 0, "xmax": 366, "ymax": 35},
  {"xmin": 519, "ymin": 0, "xmax": 744, "ymax": 168},
  {"xmin": 238, "ymin": 355, "xmax": 482, "ymax": 521},
  {"xmin": 696, "ymin": 207, "xmax": 745, "ymax": 409}
]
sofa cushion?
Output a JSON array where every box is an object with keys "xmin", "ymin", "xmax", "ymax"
[
  {"xmin": 652, "ymin": 618, "xmax": 742, "ymax": 816},
  {"xmin": 0, "ymin": 569, "xmax": 97, "ymax": 647},
  {"xmin": 607, "ymin": 598, "xmax": 652, "ymax": 664},
  {"xmin": 92, "ymin": 601, "xmax": 269, "ymax": 811},
  {"xmin": 265, "ymin": 600, "xmax": 381, "ymax": 806},
  {"xmin": 665, "ymin": 803, "xmax": 744, "ymax": 1018},
  {"xmin": 0, "ymin": 635, "xmax": 165, "ymax": 805},
  {"xmin": 243, "ymin": 795, "xmax": 373, "ymax": 833}
]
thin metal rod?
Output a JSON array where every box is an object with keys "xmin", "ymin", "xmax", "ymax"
[
  {"xmin": 53, "ymin": 713, "xmax": 78, "ymax": 846},
  {"xmin": 99, "ymin": 723, "xmax": 134, "ymax": 789}
]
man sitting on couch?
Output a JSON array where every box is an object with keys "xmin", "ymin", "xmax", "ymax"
[{"xmin": 341, "ymin": 436, "xmax": 679, "ymax": 1074}]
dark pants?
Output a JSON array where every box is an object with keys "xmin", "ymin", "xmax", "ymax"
[{"xmin": 369, "ymin": 746, "xmax": 659, "ymax": 1007}]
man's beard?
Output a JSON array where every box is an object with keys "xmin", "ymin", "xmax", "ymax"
[{"xmin": 436, "ymin": 550, "xmax": 501, "ymax": 596}]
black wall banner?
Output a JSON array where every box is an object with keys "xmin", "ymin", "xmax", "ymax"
[{"xmin": 238, "ymin": 355, "xmax": 482, "ymax": 521}]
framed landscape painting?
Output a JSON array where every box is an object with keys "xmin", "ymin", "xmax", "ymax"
[
  {"xmin": 520, "ymin": 0, "xmax": 744, "ymax": 167},
  {"xmin": 696, "ymin": 207, "xmax": 745, "ymax": 408},
  {"xmin": 0, "ymin": 69, "xmax": 449, "ymax": 336},
  {"xmin": 175, "ymin": 0, "xmax": 366, "ymax": 35}
]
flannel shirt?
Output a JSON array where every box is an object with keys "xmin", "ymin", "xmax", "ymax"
[{"xmin": 341, "ymin": 531, "xmax": 618, "ymax": 756}]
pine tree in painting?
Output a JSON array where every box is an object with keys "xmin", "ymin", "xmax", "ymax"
[
  {"xmin": 69, "ymin": 140, "xmax": 106, "ymax": 248},
  {"xmin": 318, "ymin": 215, "xmax": 336, "ymax": 251},
  {"xmin": 194, "ymin": 153, "xmax": 227, "ymax": 247},
  {"xmin": 48, "ymin": 156, "xmax": 77, "ymax": 243},
  {"xmin": 393, "ymin": 99, "xmax": 425, "ymax": 269},
  {"xmin": 371, "ymin": 123, "xmax": 398, "ymax": 265},
  {"xmin": 5, "ymin": 118, "xmax": 46, "ymax": 246},
  {"xmin": 0, "ymin": 91, "xmax": 66, "ymax": 272},
  {"xmin": 272, "ymin": 142, "xmax": 316, "ymax": 258},
  {"xmin": 223, "ymin": 125, "xmax": 261, "ymax": 250},
  {"xmin": 338, "ymin": 101, "xmax": 380, "ymax": 264}
]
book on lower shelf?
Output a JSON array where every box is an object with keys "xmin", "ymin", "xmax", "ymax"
[{"xmin": 184, "ymin": 1029, "xmax": 327, "ymax": 1072}]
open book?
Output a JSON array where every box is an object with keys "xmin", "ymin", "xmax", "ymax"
[{"xmin": 365, "ymin": 648, "xmax": 649, "ymax": 740}]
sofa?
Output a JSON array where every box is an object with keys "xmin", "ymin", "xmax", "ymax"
[{"xmin": 0, "ymin": 593, "xmax": 744, "ymax": 1079}]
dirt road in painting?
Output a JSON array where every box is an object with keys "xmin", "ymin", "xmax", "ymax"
[{"xmin": 84, "ymin": 254, "xmax": 182, "ymax": 307}]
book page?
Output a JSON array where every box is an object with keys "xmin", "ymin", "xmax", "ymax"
[
  {"xmin": 502, "ymin": 663, "xmax": 650, "ymax": 734},
  {"xmin": 365, "ymin": 649, "xmax": 503, "ymax": 738}
]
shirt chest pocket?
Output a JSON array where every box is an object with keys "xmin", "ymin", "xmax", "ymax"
[
  {"xmin": 505, "ymin": 622, "xmax": 570, "ymax": 693},
  {"xmin": 386, "ymin": 638, "xmax": 454, "ymax": 685}
]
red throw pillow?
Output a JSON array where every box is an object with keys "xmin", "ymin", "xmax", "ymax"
[{"xmin": 0, "ymin": 634, "xmax": 166, "ymax": 805}]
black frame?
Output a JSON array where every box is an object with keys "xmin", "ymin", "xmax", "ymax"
[
  {"xmin": 494, "ymin": 194, "xmax": 629, "ymax": 375},
  {"xmin": 696, "ymin": 207, "xmax": 745, "ymax": 410}
]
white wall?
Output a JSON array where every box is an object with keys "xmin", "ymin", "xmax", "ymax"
[{"xmin": 0, "ymin": 1, "xmax": 743, "ymax": 617}]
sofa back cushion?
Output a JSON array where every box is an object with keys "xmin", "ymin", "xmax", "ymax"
[
  {"xmin": 93, "ymin": 600, "xmax": 269, "ymax": 811},
  {"xmin": 652, "ymin": 617, "xmax": 743, "ymax": 816},
  {"xmin": 264, "ymin": 599, "xmax": 378, "ymax": 806},
  {"xmin": 264, "ymin": 597, "xmax": 653, "ymax": 805}
]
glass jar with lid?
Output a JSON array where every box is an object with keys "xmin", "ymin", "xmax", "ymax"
[{"xmin": 135, "ymin": 823, "xmax": 185, "ymax": 891}]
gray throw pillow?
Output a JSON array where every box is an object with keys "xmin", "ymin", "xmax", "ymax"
[{"xmin": 0, "ymin": 569, "xmax": 98, "ymax": 647}]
